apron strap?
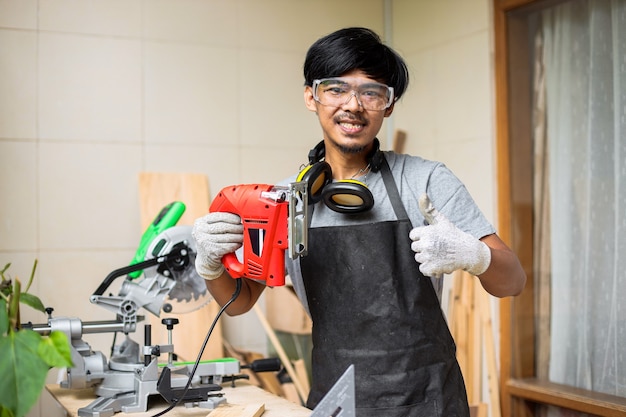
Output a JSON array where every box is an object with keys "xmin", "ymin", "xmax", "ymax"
[{"xmin": 380, "ymin": 157, "xmax": 409, "ymax": 222}]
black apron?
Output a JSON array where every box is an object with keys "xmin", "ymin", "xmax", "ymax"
[{"xmin": 301, "ymin": 159, "xmax": 470, "ymax": 417}]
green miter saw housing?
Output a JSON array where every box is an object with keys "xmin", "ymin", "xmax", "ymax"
[{"xmin": 127, "ymin": 201, "xmax": 186, "ymax": 279}]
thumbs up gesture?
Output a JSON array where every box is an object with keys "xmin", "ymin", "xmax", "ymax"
[{"xmin": 409, "ymin": 194, "xmax": 491, "ymax": 277}]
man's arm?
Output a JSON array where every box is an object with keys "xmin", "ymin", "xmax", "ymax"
[
  {"xmin": 410, "ymin": 194, "xmax": 527, "ymax": 298},
  {"xmin": 477, "ymin": 234, "xmax": 526, "ymax": 297},
  {"xmin": 205, "ymin": 271, "xmax": 266, "ymax": 316},
  {"xmin": 192, "ymin": 212, "xmax": 266, "ymax": 314}
]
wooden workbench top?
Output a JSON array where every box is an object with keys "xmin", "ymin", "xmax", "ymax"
[{"xmin": 46, "ymin": 383, "xmax": 311, "ymax": 417}]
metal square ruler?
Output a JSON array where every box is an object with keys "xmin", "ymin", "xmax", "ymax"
[{"xmin": 310, "ymin": 365, "xmax": 355, "ymax": 417}]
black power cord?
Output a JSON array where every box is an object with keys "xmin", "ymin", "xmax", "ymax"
[{"xmin": 149, "ymin": 277, "xmax": 243, "ymax": 417}]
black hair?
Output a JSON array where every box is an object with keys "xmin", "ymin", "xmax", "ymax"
[{"xmin": 303, "ymin": 27, "xmax": 409, "ymax": 100}]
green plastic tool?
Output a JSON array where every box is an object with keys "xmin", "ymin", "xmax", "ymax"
[{"xmin": 128, "ymin": 201, "xmax": 186, "ymax": 279}]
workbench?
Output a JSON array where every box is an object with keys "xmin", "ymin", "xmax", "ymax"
[{"xmin": 46, "ymin": 382, "xmax": 311, "ymax": 417}]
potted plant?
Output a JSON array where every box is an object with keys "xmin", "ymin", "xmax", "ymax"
[{"xmin": 0, "ymin": 261, "xmax": 73, "ymax": 417}]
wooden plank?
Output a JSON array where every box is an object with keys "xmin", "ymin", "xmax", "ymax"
[
  {"xmin": 449, "ymin": 272, "xmax": 474, "ymax": 402},
  {"xmin": 392, "ymin": 129, "xmax": 406, "ymax": 153},
  {"xmin": 138, "ymin": 172, "xmax": 212, "ymax": 229},
  {"xmin": 477, "ymin": 287, "xmax": 501, "ymax": 417},
  {"xmin": 280, "ymin": 382, "xmax": 301, "ymax": 406},
  {"xmin": 293, "ymin": 359, "xmax": 310, "ymax": 397},
  {"xmin": 222, "ymin": 340, "xmax": 273, "ymax": 393},
  {"xmin": 208, "ymin": 403, "xmax": 265, "ymax": 417},
  {"xmin": 507, "ymin": 378, "xmax": 626, "ymax": 417},
  {"xmin": 451, "ymin": 271, "xmax": 503, "ymax": 415},
  {"xmin": 138, "ymin": 172, "xmax": 223, "ymax": 361},
  {"xmin": 465, "ymin": 275, "xmax": 480, "ymax": 404},
  {"xmin": 46, "ymin": 383, "xmax": 310, "ymax": 417},
  {"xmin": 265, "ymin": 286, "xmax": 312, "ymax": 335},
  {"xmin": 452, "ymin": 302, "xmax": 468, "ymax": 380},
  {"xmin": 242, "ymin": 350, "xmax": 284, "ymax": 398},
  {"xmin": 469, "ymin": 403, "xmax": 488, "ymax": 417},
  {"xmin": 253, "ymin": 304, "xmax": 308, "ymax": 403}
]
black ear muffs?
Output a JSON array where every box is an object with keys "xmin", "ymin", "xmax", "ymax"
[
  {"xmin": 298, "ymin": 139, "xmax": 382, "ymax": 214},
  {"xmin": 296, "ymin": 160, "xmax": 332, "ymax": 204},
  {"xmin": 322, "ymin": 179, "xmax": 374, "ymax": 214}
]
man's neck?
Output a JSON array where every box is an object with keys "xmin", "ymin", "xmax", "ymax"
[{"xmin": 324, "ymin": 143, "xmax": 372, "ymax": 180}]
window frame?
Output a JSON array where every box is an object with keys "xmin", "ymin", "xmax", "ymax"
[{"xmin": 493, "ymin": 0, "xmax": 626, "ymax": 415}]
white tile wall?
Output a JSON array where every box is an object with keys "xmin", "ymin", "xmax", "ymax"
[
  {"xmin": 393, "ymin": 2, "xmax": 496, "ymax": 223},
  {"xmin": 38, "ymin": 0, "xmax": 142, "ymax": 37},
  {"xmin": 239, "ymin": 0, "xmax": 384, "ymax": 52},
  {"xmin": 394, "ymin": 30, "xmax": 494, "ymax": 181},
  {"xmin": 0, "ymin": 29, "xmax": 37, "ymax": 139},
  {"xmin": 0, "ymin": 141, "xmax": 38, "ymax": 251},
  {"xmin": 393, "ymin": 0, "xmax": 489, "ymax": 53},
  {"xmin": 0, "ymin": 0, "xmax": 38, "ymax": 29},
  {"xmin": 143, "ymin": 41, "xmax": 240, "ymax": 145},
  {"xmin": 239, "ymin": 49, "xmax": 310, "ymax": 149},
  {"xmin": 144, "ymin": 143, "xmax": 240, "ymax": 194},
  {"xmin": 143, "ymin": 0, "xmax": 240, "ymax": 45},
  {"xmin": 38, "ymin": 33, "xmax": 143, "ymax": 142},
  {"xmin": 38, "ymin": 142, "xmax": 142, "ymax": 249}
]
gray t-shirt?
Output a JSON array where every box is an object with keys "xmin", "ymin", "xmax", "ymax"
[{"xmin": 280, "ymin": 151, "xmax": 495, "ymax": 315}]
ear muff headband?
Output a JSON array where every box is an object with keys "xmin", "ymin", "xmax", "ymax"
[
  {"xmin": 322, "ymin": 179, "xmax": 374, "ymax": 214},
  {"xmin": 368, "ymin": 140, "xmax": 384, "ymax": 172},
  {"xmin": 298, "ymin": 138, "xmax": 382, "ymax": 213}
]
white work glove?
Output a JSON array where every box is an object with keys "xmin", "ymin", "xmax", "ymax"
[
  {"xmin": 191, "ymin": 212, "xmax": 244, "ymax": 280},
  {"xmin": 409, "ymin": 194, "xmax": 491, "ymax": 277}
]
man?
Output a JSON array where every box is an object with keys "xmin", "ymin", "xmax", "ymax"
[{"xmin": 192, "ymin": 27, "xmax": 526, "ymax": 417}]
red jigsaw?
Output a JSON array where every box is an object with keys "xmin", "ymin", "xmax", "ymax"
[{"xmin": 209, "ymin": 184, "xmax": 290, "ymax": 287}]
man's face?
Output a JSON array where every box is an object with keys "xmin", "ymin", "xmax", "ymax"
[{"xmin": 304, "ymin": 70, "xmax": 394, "ymax": 154}]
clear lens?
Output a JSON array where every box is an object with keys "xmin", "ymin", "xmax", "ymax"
[{"xmin": 313, "ymin": 78, "xmax": 394, "ymax": 111}]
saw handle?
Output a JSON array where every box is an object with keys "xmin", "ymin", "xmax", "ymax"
[
  {"xmin": 220, "ymin": 222, "xmax": 287, "ymax": 287},
  {"xmin": 209, "ymin": 184, "xmax": 288, "ymax": 287},
  {"xmin": 222, "ymin": 253, "xmax": 244, "ymax": 276},
  {"xmin": 92, "ymin": 246, "xmax": 188, "ymax": 296}
]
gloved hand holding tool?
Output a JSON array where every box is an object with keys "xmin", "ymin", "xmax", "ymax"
[
  {"xmin": 192, "ymin": 212, "xmax": 244, "ymax": 280},
  {"xmin": 409, "ymin": 194, "xmax": 491, "ymax": 277}
]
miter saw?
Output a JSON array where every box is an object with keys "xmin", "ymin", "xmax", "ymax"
[
  {"xmin": 24, "ymin": 180, "xmax": 310, "ymax": 416},
  {"xmin": 25, "ymin": 202, "xmax": 270, "ymax": 417}
]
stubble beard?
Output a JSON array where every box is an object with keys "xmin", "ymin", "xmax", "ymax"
[{"xmin": 334, "ymin": 141, "xmax": 367, "ymax": 155}]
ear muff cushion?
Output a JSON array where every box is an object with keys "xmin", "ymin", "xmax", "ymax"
[
  {"xmin": 297, "ymin": 161, "xmax": 332, "ymax": 204},
  {"xmin": 322, "ymin": 180, "xmax": 374, "ymax": 214}
]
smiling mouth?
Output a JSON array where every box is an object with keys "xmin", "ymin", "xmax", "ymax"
[{"xmin": 339, "ymin": 121, "xmax": 364, "ymax": 130}]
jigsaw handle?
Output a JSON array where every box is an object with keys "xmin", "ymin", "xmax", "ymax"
[
  {"xmin": 220, "ymin": 217, "xmax": 287, "ymax": 287},
  {"xmin": 222, "ymin": 253, "xmax": 244, "ymax": 276},
  {"xmin": 210, "ymin": 184, "xmax": 288, "ymax": 287}
]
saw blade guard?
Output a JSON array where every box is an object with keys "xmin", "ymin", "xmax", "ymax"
[{"xmin": 143, "ymin": 225, "xmax": 213, "ymax": 314}]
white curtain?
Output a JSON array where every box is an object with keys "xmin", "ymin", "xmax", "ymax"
[{"xmin": 542, "ymin": 0, "xmax": 626, "ymax": 407}]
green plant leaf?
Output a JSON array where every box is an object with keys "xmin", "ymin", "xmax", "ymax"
[
  {"xmin": 23, "ymin": 260, "xmax": 37, "ymax": 293},
  {"xmin": 38, "ymin": 331, "xmax": 73, "ymax": 368},
  {"xmin": 0, "ymin": 330, "xmax": 50, "ymax": 417},
  {"xmin": 0, "ymin": 299, "xmax": 7, "ymax": 336},
  {"xmin": 0, "ymin": 405, "xmax": 16, "ymax": 417},
  {"xmin": 17, "ymin": 293, "xmax": 45, "ymax": 314}
]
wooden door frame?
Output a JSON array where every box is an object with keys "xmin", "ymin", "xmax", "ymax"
[
  {"xmin": 494, "ymin": 1, "xmax": 537, "ymax": 415},
  {"xmin": 494, "ymin": 1, "xmax": 626, "ymax": 415}
]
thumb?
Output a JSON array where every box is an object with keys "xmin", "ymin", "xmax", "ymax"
[{"xmin": 418, "ymin": 193, "xmax": 441, "ymax": 225}]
